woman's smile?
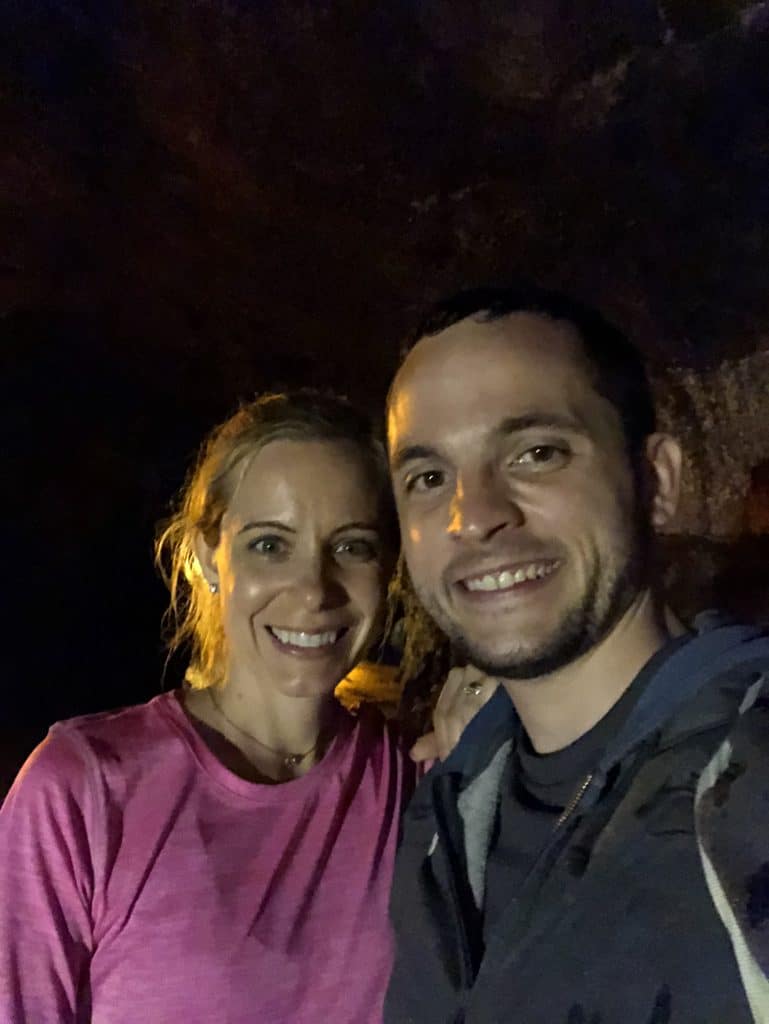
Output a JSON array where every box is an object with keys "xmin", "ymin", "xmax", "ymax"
[{"xmin": 265, "ymin": 624, "xmax": 350, "ymax": 656}]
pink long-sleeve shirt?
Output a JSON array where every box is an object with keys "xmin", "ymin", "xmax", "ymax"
[{"xmin": 0, "ymin": 691, "xmax": 417, "ymax": 1023}]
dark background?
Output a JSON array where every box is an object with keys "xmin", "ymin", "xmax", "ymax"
[{"xmin": 3, "ymin": 0, "xmax": 769, "ymax": 791}]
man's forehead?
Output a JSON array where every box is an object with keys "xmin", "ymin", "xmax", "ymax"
[{"xmin": 389, "ymin": 317, "xmax": 587, "ymax": 425}]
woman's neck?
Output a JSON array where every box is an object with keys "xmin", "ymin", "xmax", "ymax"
[
  {"xmin": 212, "ymin": 674, "xmax": 335, "ymax": 755},
  {"xmin": 183, "ymin": 670, "xmax": 340, "ymax": 782}
]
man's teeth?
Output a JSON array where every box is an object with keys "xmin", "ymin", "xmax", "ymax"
[
  {"xmin": 464, "ymin": 562, "xmax": 558, "ymax": 592},
  {"xmin": 270, "ymin": 628, "xmax": 341, "ymax": 648}
]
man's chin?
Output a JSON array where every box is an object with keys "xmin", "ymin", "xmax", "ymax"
[
  {"xmin": 452, "ymin": 590, "xmax": 634, "ymax": 681},
  {"xmin": 452, "ymin": 624, "xmax": 593, "ymax": 681}
]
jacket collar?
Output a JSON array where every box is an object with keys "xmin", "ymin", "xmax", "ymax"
[{"xmin": 431, "ymin": 613, "xmax": 769, "ymax": 789}]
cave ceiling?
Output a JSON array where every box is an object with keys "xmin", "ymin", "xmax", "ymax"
[{"xmin": 2, "ymin": 0, "xmax": 769, "ymax": 413}]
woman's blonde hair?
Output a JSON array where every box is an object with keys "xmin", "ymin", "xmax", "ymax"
[
  {"xmin": 155, "ymin": 390, "xmax": 396, "ymax": 689},
  {"xmin": 386, "ymin": 553, "xmax": 453, "ymax": 738}
]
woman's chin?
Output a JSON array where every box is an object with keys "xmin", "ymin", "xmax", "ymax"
[{"xmin": 272, "ymin": 664, "xmax": 355, "ymax": 700}]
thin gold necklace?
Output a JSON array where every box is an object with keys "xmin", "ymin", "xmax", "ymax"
[{"xmin": 206, "ymin": 689, "xmax": 320, "ymax": 770}]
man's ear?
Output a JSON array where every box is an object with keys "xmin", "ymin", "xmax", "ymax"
[
  {"xmin": 644, "ymin": 433, "xmax": 682, "ymax": 530},
  {"xmin": 193, "ymin": 529, "xmax": 220, "ymax": 591}
]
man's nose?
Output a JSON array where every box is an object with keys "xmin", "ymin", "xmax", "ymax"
[{"xmin": 447, "ymin": 473, "xmax": 524, "ymax": 542}]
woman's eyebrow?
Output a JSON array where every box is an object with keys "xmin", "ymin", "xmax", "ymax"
[{"xmin": 237, "ymin": 520, "xmax": 296, "ymax": 535}]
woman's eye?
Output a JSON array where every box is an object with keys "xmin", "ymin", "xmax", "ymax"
[
  {"xmin": 248, "ymin": 535, "xmax": 286, "ymax": 556},
  {"xmin": 335, "ymin": 538, "xmax": 379, "ymax": 562},
  {"xmin": 514, "ymin": 445, "xmax": 569, "ymax": 469},
  {"xmin": 406, "ymin": 469, "xmax": 446, "ymax": 493}
]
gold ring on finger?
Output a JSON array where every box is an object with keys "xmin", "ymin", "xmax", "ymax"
[{"xmin": 462, "ymin": 681, "xmax": 484, "ymax": 697}]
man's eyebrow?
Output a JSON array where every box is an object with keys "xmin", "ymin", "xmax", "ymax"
[
  {"xmin": 389, "ymin": 443, "xmax": 442, "ymax": 473},
  {"xmin": 390, "ymin": 415, "xmax": 585, "ymax": 472},
  {"xmin": 497, "ymin": 413, "xmax": 586, "ymax": 436},
  {"xmin": 237, "ymin": 520, "xmax": 297, "ymax": 535}
]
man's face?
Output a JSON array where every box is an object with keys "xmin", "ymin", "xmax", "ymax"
[{"xmin": 387, "ymin": 312, "xmax": 654, "ymax": 679}]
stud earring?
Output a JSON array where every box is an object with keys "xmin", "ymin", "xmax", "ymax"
[{"xmin": 209, "ymin": 581, "xmax": 219, "ymax": 594}]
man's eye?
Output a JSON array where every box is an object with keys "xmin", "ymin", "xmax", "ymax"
[
  {"xmin": 334, "ymin": 538, "xmax": 379, "ymax": 561},
  {"xmin": 248, "ymin": 535, "xmax": 286, "ymax": 555},
  {"xmin": 515, "ymin": 445, "xmax": 568, "ymax": 468},
  {"xmin": 406, "ymin": 470, "xmax": 446, "ymax": 493}
]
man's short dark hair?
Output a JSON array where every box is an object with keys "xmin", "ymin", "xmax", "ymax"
[{"xmin": 400, "ymin": 285, "xmax": 656, "ymax": 458}]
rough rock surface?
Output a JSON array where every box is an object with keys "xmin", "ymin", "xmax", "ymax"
[
  {"xmin": 3, "ymin": 3, "xmax": 769, "ymax": 387},
  {"xmin": 2, "ymin": 1, "xmax": 769, "ymax": 730}
]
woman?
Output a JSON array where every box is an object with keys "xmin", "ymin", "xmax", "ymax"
[{"xmin": 0, "ymin": 390, "xmax": 491, "ymax": 1023}]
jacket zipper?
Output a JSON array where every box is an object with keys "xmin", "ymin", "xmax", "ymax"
[
  {"xmin": 462, "ymin": 770, "xmax": 596, "ymax": 1007},
  {"xmin": 471, "ymin": 768, "xmax": 597, "ymax": 999},
  {"xmin": 433, "ymin": 775, "xmax": 478, "ymax": 989},
  {"xmin": 555, "ymin": 771, "xmax": 594, "ymax": 829}
]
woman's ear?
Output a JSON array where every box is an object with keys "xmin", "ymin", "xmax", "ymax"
[
  {"xmin": 193, "ymin": 529, "xmax": 220, "ymax": 592},
  {"xmin": 644, "ymin": 433, "xmax": 683, "ymax": 530}
]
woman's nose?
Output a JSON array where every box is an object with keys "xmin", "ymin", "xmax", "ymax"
[{"xmin": 294, "ymin": 560, "xmax": 347, "ymax": 611}]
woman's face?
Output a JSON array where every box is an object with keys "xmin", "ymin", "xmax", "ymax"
[{"xmin": 204, "ymin": 438, "xmax": 392, "ymax": 699}]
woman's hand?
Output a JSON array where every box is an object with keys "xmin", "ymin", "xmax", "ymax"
[{"xmin": 410, "ymin": 666, "xmax": 499, "ymax": 763}]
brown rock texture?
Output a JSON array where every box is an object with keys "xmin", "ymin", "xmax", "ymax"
[
  {"xmin": 3, "ymin": 1, "xmax": 769, "ymax": 393},
  {"xmin": 2, "ymin": 1, "xmax": 769, "ymax": 731}
]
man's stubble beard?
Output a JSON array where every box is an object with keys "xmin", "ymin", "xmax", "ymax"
[{"xmin": 414, "ymin": 519, "xmax": 650, "ymax": 682}]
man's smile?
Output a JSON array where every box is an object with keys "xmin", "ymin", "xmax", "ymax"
[{"xmin": 458, "ymin": 559, "xmax": 561, "ymax": 594}]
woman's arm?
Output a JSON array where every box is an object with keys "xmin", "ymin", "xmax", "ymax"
[
  {"xmin": 0, "ymin": 729, "xmax": 95, "ymax": 1023},
  {"xmin": 410, "ymin": 665, "xmax": 498, "ymax": 763}
]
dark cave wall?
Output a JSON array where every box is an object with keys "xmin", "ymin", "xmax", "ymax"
[{"xmin": 2, "ymin": 1, "xmax": 769, "ymax": 740}]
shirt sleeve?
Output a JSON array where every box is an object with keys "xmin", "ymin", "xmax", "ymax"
[{"xmin": 0, "ymin": 728, "xmax": 97, "ymax": 1023}]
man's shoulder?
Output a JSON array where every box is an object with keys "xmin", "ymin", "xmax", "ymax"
[
  {"xmin": 694, "ymin": 675, "xmax": 769, "ymax": 987},
  {"xmin": 705, "ymin": 673, "xmax": 769, "ymax": 802},
  {"xmin": 694, "ymin": 670, "xmax": 769, "ymax": 859}
]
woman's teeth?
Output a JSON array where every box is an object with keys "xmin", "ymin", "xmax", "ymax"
[{"xmin": 269, "ymin": 627, "xmax": 342, "ymax": 648}]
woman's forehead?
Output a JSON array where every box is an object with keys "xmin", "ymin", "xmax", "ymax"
[{"xmin": 223, "ymin": 438, "xmax": 382, "ymax": 526}]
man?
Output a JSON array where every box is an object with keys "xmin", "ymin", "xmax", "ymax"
[{"xmin": 384, "ymin": 285, "xmax": 769, "ymax": 1023}]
